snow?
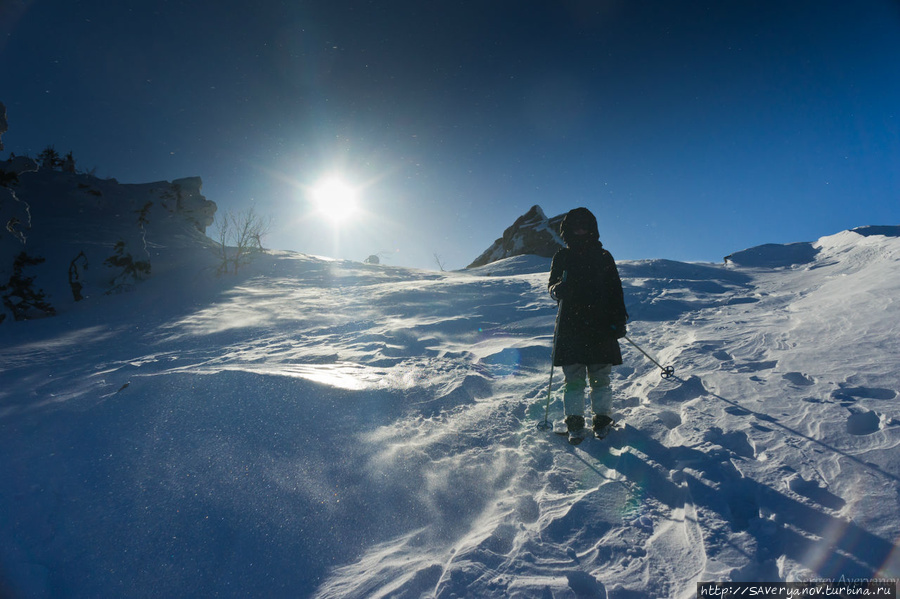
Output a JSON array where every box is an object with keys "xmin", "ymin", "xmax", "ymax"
[{"xmin": 2, "ymin": 193, "xmax": 900, "ymax": 597}]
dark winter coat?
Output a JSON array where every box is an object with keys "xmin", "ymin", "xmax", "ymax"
[{"xmin": 548, "ymin": 243, "xmax": 628, "ymax": 366}]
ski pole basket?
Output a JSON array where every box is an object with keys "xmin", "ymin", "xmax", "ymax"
[{"xmin": 624, "ymin": 335, "xmax": 675, "ymax": 379}]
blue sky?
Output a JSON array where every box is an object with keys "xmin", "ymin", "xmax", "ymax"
[{"xmin": 2, "ymin": 0, "xmax": 899, "ymax": 270}]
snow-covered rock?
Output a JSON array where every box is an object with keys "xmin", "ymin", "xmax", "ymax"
[
  {"xmin": 169, "ymin": 176, "xmax": 217, "ymax": 232},
  {"xmin": 467, "ymin": 204, "xmax": 565, "ymax": 268},
  {"xmin": 0, "ymin": 154, "xmax": 38, "ymax": 177},
  {"xmin": 1, "ymin": 167, "xmax": 217, "ymax": 323}
]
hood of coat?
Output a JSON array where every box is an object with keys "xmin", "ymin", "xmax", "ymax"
[{"xmin": 560, "ymin": 207, "xmax": 600, "ymax": 248}]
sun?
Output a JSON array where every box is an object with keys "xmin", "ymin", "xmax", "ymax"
[{"xmin": 311, "ymin": 177, "xmax": 359, "ymax": 224}]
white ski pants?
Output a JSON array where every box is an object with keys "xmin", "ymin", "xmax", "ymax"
[{"xmin": 562, "ymin": 364, "xmax": 613, "ymax": 418}]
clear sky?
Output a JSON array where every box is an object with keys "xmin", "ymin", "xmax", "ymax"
[{"xmin": 2, "ymin": 1, "xmax": 899, "ymax": 270}]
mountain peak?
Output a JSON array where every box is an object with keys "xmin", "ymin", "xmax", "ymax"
[{"xmin": 467, "ymin": 205, "xmax": 565, "ymax": 269}]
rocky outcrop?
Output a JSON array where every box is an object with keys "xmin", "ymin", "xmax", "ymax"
[
  {"xmin": 0, "ymin": 168, "xmax": 218, "ymax": 323},
  {"xmin": 170, "ymin": 176, "xmax": 217, "ymax": 232},
  {"xmin": 467, "ymin": 205, "xmax": 565, "ymax": 269}
]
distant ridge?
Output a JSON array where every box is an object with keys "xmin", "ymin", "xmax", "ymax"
[
  {"xmin": 724, "ymin": 242, "xmax": 820, "ymax": 268},
  {"xmin": 851, "ymin": 225, "xmax": 900, "ymax": 238},
  {"xmin": 724, "ymin": 225, "xmax": 900, "ymax": 268}
]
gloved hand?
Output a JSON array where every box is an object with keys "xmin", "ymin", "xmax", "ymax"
[
  {"xmin": 549, "ymin": 281, "xmax": 570, "ymax": 302},
  {"xmin": 610, "ymin": 322, "xmax": 627, "ymax": 339}
]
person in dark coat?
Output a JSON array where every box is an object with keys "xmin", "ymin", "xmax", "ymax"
[{"xmin": 548, "ymin": 207, "xmax": 628, "ymax": 434}]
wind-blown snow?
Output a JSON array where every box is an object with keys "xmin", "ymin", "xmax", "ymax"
[{"xmin": 2, "ymin": 227, "xmax": 899, "ymax": 598}]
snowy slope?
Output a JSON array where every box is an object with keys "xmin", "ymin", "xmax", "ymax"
[{"xmin": 1, "ymin": 226, "xmax": 899, "ymax": 598}]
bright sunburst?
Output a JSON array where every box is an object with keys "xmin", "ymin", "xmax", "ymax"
[{"xmin": 311, "ymin": 177, "xmax": 359, "ymax": 224}]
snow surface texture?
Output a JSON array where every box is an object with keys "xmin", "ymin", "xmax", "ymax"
[{"xmin": 2, "ymin": 226, "xmax": 900, "ymax": 598}]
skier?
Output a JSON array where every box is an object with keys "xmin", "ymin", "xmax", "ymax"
[{"xmin": 548, "ymin": 207, "xmax": 628, "ymax": 438}]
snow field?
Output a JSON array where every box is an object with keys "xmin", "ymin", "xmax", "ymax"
[{"xmin": 2, "ymin": 230, "xmax": 900, "ymax": 598}]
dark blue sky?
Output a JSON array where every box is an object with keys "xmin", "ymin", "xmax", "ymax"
[{"xmin": 2, "ymin": 1, "xmax": 899, "ymax": 269}]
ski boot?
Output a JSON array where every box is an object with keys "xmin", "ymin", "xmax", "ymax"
[
  {"xmin": 592, "ymin": 414, "xmax": 615, "ymax": 439},
  {"xmin": 565, "ymin": 415, "xmax": 587, "ymax": 445}
]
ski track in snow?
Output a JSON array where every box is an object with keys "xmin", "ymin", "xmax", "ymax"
[{"xmin": 2, "ymin": 232, "xmax": 900, "ymax": 598}]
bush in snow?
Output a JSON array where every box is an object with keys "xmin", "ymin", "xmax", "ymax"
[
  {"xmin": 0, "ymin": 252, "xmax": 56, "ymax": 322},
  {"xmin": 38, "ymin": 146, "xmax": 63, "ymax": 171},
  {"xmin": 212, "ymin": 206, "xmax": 271, "ymax": 275},
  {"xmin": 36, "ymin": 146, "xmax": 77, "ymax": 172},
  {"xmin": 0, "ymin": 168, "xmax": 18, "ymax": 187},
  {"xmin": 104, "ymin": 240, "xmax": 151, "ymax": 294},
  {"xmin": 68, "ymin": 251, "xmax": 89, "ymax": 302}
]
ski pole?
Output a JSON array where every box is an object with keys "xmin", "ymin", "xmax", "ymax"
[
  {"xmin": 623, "ymin": 335, "xmax": 675, "ymax": 379},
  {"xmin": 538, "ymin": 299, "xmax": 563, "ymax": 430},
  {"xmin": 538, "ymin": 272, "xmax": 566, "ymax": 430}
]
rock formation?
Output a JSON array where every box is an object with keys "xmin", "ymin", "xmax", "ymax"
[{"xmin": 467, "ymin": 205, "xmax": 565, "ymax": 268}]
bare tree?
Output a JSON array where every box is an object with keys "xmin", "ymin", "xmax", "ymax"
[
  {"xmin": 213, "ymin": 206, "xmax": 271, "ymax": 274},
  {"xmin": 433, "ymin": 253, "xmax": 447, "ymax": 272}
]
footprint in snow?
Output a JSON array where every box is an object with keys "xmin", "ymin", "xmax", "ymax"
[
  {"xmin": 515, "ymin": 495, "xmax": 540, "ymax": 524},
  {"xmin": 801, "ymin": 396, "xmax": 828, "ymax": 404},
  {"xmin": 846, "ymin": 408, "xmax": 882, "ymax": 436},
  {"xmin": 647, "ymin": 375, "xmax": 706, "ymax": 405},
  {"xmin": 833, "ymin": 386, "xmax": 898, "ymax": 402},
  {"xmin": 698, "ymin": 343, "xmax": 732, "ymax": 362},
  {"xmin": 737, "ymin": 360, "xmax": 778, "ymax": 373},
  {"xmin": 479, "ymin": 523, "xmax": 517, "ymax": 555},
  {"xmin": 566, "ymin": 571, "xmax": 607, "ymax": 598},
  {"xmin": 787, "ymin": 475, "xmax": 846, "ymax": 511},
  {"xmin": 782, "ymin": 372, "xmax": 815, "ymax": 386},
  {"xmin": 703, "ymin": 427, "xmax": 756, "ymax": 459},
  {"xmin": 724, "ymin": 405, "xmax": 751, "ymax": 416},
  {"xmin": 657, "ymin": 410, "xmax": 682, "ymax": 430}
]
